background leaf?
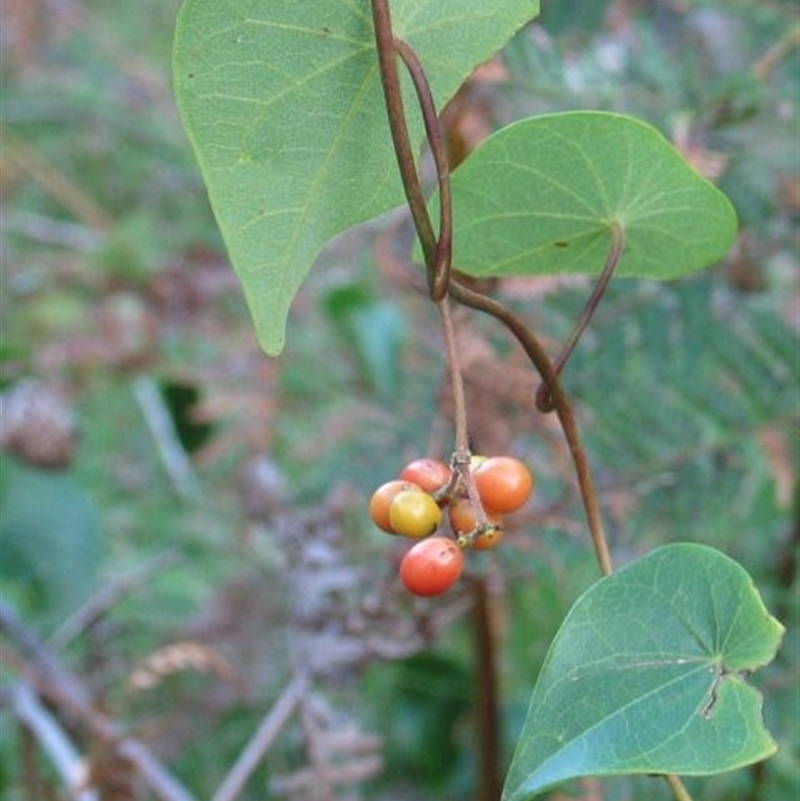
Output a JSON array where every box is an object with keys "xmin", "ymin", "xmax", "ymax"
[
  {"xmin": 503, "ymin": 543, "xmax": 785, "ymax": 801},
  {"xmin": 553, "ymin": 276, "xmax": 799, "ymax": 473},
  {"xmin": 322, "ymin": 283, "xmax": 405, "ymax": 397},
  {"xmin": 441, "ymin": 111, "xmax": 737, "ymax": 279},
  {"xmin": 0, "ymin": 458, "xmax": 101, "ymax": 627},
  {"xmin": 173, "ymin": 0, "xmax": 539, "ymax": 354}
]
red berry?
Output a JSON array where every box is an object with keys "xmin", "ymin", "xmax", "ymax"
[
  {"xmin": 399, "ymin": 458, "xmax": 452, "ymax": 499},
  {"xmin": 399, "ymin": 536, "xmax": 464, "ymax": 596}
]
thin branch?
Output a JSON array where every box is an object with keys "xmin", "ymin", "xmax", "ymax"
[
  {"xmin": 133, "ymin": 376, "xmax": 200, "ymax": 500},
  {"xmin": 371, "ymin": 0, "xmax": 472, "ymax": 464},
  {"xmin": 0, "ymin": 599, "xmax": 199, "ymax": 801},
  {"xmin": 536, "ymin": 222, "xmax": 625, "ymax": 411},
  {"xmin": 9, "ymin": 682, "xmax": 99, "ymax": 801},
  {"xmin": 471, "ymin": 576, "xmax": 501, "ymax": 801},
  {"xmin": 212, "ymin": 671, "xmax": 310, "ymax": 801},
  {"xmin": 51, "ymin": 550, "xmax": 182, "ymax": 649},
  {"xmin": 0, "ymin": 598, "xmax": 92, "ymax": 714},
  {"xmin": 449, "ymin": 280, "xmax": 613, "ymax": 576}
]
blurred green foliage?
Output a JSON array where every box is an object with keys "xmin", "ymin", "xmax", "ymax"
[{"xmin": 0, "ymin": 1, "xmax": 797, "ymax": 800}]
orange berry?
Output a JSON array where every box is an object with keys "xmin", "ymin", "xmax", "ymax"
[{"xmin": 473, "ymin": 456, "xmax": 533, "ymax": 513}]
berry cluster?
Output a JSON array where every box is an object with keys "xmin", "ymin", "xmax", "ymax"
[{"xmin": 369, "ymin": 455, "xmax": 534, "ymax": 597}]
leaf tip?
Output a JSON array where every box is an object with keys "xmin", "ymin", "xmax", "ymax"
[{"xmin": 257, "ymin": 327, "xmax": 286, "ymax": 358}]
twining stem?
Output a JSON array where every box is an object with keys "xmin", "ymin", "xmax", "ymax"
[
  {"xmin": 370, "ymin": 0, "xmax": 439, "ymax": 294},
  {"xmin": 536, "ymin": 223, "xmax": 625, "ymax": 411},
  {"xmin": 472, "ymin": 576, "xmax": 502, "ymax": 801},
  {"xmin": 449, "ymin": 280, "xmax": 696, "ymax": 801},
  {"xmin": 371, "ymin": 0, "xmax": 469, "ymax": 457},
  {"xmin": 371, "ymin": 7, "xmax": 499, "ymax": 799},
  {"xmin": 394, "ymin": 38, "xmax": 453, "ymax": 300},
  {"xmin": 372, "ymin": 5, "xmax": 693, "ymax": 801},
  {"xmin": 449, "ymin": 279, "xmax": 614, "ymax": 577}
]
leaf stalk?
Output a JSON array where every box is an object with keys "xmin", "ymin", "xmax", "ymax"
[{"xmin": 536, "ymin": 222, "xmax": 625, "ymax": 411}]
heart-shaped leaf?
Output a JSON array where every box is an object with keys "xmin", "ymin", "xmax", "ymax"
[
  {"xmin": 173, "ymin": 0, "xmax": 539, "ymax": 354},
  {"xmin": 503, "ymin": 543, "xmax": 784, "ymax": 801},
  {"xmin": 441, "ymin": 112, "xmax": 737, "ymax": 280}
]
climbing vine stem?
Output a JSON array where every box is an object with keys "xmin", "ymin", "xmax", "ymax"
[
  {"xmin": 370, "ymin": 0, "xmax": 467, "ymax": 456},
  {"xmin": 370, "ymin": 0, "xmax": 615, "ymax": 576},
  {"xmin": 393, "ymin": 37, "xmax": 453, "ymax": 300},
  {"xmin": 371, "ymin": 3, "xmax": 694, "ymax": 800},
  {"xmin": 448, "ymin": 279, "xmax": 614, "ymax": 577},
  {"xmin": 370, "ymin": 0, "xmax": 435, "ymax": 264}
]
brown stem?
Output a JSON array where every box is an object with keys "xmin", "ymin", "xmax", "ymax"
[
  {"xmin": 437, "ymin": 295, "xmax": 470, "ymax": 459},
  {"xmin": 448, "ymin": 281, "xmax": 701, "ymax": 798},
  {"xmin": 472, "ymin": 576, "xmax": 501, "ymax": 801},
  {"xmin": 449, "ymin": 279, "xmax": 613, "ymax": 577},
  {"xmin": 373, "ymin": 7, "xmax": 689, "ymax": 799},
  {"xmin": 371, "ymin": 0, "xmax": 471, "ymax": 459},
  {"xmin": 536, "ymin": 222, "xmax": 625, "ymax": 411},
  {"xmin": 394, "ymin": 38, "xmax": 453, "ymax": 300},
  {"xmin": 370, "ymin": 0, "xmax": 438, "ymax": 290}
]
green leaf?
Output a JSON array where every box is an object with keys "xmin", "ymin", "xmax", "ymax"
[
  {"xmin": 503, "ymin": 543, "xmax": 785, "ymax": 801},
  {"xmin": 441, "ymin": 111, "xmax": 737, "ymax": 279},
  {"xmin": 557, "ymin": 277, "xmax": 800, "ymax": 472},
  {"xmin": 173, "ymin": 0, "xmax": 539, "ymax": 354},
  {"xmin": 323, "ymin": 284, "xmax": 405, "ymax": 396},
  {"xmin": 0, "ymin": 458, "xmax": 101, "ymax": 625}
]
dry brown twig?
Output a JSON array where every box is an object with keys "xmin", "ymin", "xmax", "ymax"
[
  {"xmin": 211, "ymin": 671, "xmax": 311, "ymax": 801},
  {"xmin": 8, "ymin": 681, "xmax": 98, "ymax": 801},
  {"xmin": 0, "ymin": 599, "xmax": 199, "ymax": 801}
]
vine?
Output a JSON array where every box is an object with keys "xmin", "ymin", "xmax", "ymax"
[
  {"xmin": 0, "ymin": 3, "xmax": 791, "ymax": 801},
  {"xmin": 369, "ymin": 0, "xmax": 614, "ymax": 576},
  {"xmin": 170, "ymin": 2, "xmax": 785, "ymax": 799}
]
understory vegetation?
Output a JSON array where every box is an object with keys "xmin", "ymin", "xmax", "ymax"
[{"xmin": 1, "ymin": 1, "xmax": 797, "ymax": 800}]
